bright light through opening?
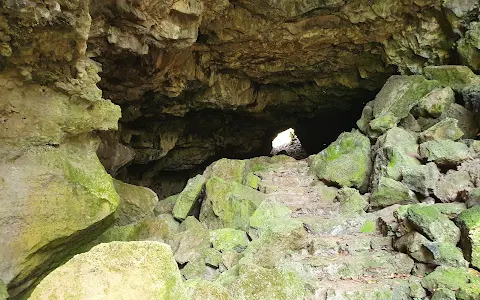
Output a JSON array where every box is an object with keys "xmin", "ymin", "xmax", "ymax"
[{"xmin": 272, "ymin": 128, "xmax": 295, "ymax": 148}]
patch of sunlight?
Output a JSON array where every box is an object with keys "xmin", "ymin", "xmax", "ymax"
[{"xmin": 272, "ymin": 128, "xmax": 295, "ymax": 148}]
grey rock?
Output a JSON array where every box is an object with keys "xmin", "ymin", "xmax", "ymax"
[
  {"xmin": 419, "ymin": 140, "xmax": 471, "ymax": 166},
  {"xmin": 434, "ymin": 170, "xmax": 474, "ymax": 203},
  {"xmin": 406, "ymin": 205, "xmax": 460, "ymax": 244}
]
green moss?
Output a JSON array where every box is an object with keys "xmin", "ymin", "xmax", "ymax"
[
  {"xmin": 244, "ymin": 172, "xmax": 260, "ymax": 190},
  {"xmin": 424, "ymin": 66, "xmax": 480, "ymax": 91},
  {"xmin": 210, "ymin": 228, "xmax": 249, "ymax": 252},
  {"xmin": 185, "ymin": 279, "xmax": 229, "ymax": 300},
  {"xmin": 0, "ymin": 280, "xmax": 8, "ymax": 300},
  {"xmin": 421, "ymin": 266, "xmax": 480, "ymax": 300},
  {"xmin": 459, "ymin": 206, "xmax": 480, "ymax": 229},
  {"xmin": 360, "ymin": 220, "xmax": 376, "ymax": 233}
]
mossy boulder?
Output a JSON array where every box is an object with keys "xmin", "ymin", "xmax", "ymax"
[
  {"xmin": 337, "ymin": 187, "xmax": 369, "ymax": 215},
  {"xmin": 204, "ymin": 158, "xmax": 246, "ymax": 183},
  {"xmin": 394, "ymin": 232, "xmax": 433, "ymax": 263},
  {"xmin": 439, "ymin": 103, "xmax": 479, "ymax": 139},
  {"xmin": 310, "ymin": 131, "xmax": 371, "ymax": 190},
  {"xmin": 0, "ymin": 281, "xmax": 7, "ymax": 300},
  {"xmin": 200, "ymin": 177, "xmax": 265, "ymax": 231},
  {"xmin": 370, "ymin": 177, "xmax": 417, "ymax": 208},
  {"xmin": 419, "ymin": 140, "xmax": 471, "ymax": 166},
  {"xmin": 172, "ymin": 175, "xmax": 206, "ymax": 221},
  {"xmin": 424, "ymin": 242, "xmax": 469, "ymax": 268},
  {"xmin": 434, "ymin": 170, "xmax": 474, "ymax": 203},
  {"xmin": 401, "ymin": 163, "xmax": 440, "ymax": 196},
  {"xmin": 29, "ymin": 242, "xmax": 187, "ymax": 300},
  {"xmin": 210, "ymin": 228, "xmax": 249, "ymax": 253},
  {"xmin": 0, "ymin": 138, "xmax": 119, "ymax": 294},
  {"xmin": 154, "ymin": 194, "xmax": 179, "ymax": 215},
  {"xmin": 421, "ymin": 266, "xmax": 480, "ymax": 300},
  {"xmin": 431, "ymin": 288, "xmax": 456, "ymax": 300},
  {"xmin": 457, "ymin": 206, "xmax": 480, "ymax": 269},
  {"xmin": 466, "ymin": 188, "xmax": 480, "ymax": 208},
  {"xmin": 415, "ymin": 87, "xmax": 455, "ymax": 118},
  {"xmin": 113, "ymin": 179, "xmax": 158, "ymax": 226},
  {"xmin": 249, "ymin": 200, "xmax": 292, "ymax": 233},
  {"xmin": 458, "ymin": 22, "xmax": 480, "ymax": 71},
  {"xmin": 357, "ymin": 75, "xmax": 441, "ymax": 135},
  {"xmin": 185, "ymin": 279, "xmax": 229, "ymax": 300},
  {"xmin": 371, "ymin": 127, "xmax": 421, "ymax": 187},
  {"xmin": 424, "ymin": 65, "xmax": 480, "ymax": 91},
  {"xmin": 173, "ymin": 217, "xmax": 210, "ymax": 265},
  {"xmin": 419, "ymin": 118, "xmax": 464, "ymax": 142},
  {"xmin": 227, "ymin": 264, "xmax": 306, "ymax": 300},
  {"xmin": 406, "ymin": 205, "xmax": 460, "ymax": 244}
]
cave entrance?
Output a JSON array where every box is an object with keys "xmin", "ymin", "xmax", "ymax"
[{"xmin": 270, "ymin": 128, "xmax": 308, "ymax": 159}]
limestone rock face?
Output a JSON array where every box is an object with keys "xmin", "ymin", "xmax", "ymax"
[{"xmin": 29, "ymin": 242, "xmax": 187, "ymax": 300}]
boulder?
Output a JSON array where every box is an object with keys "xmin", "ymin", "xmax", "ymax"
[
  {"xmin": 431, "ymin": 288, "xmax": 456, "ymax": 300},
  {"xmin": 200, "ymin": 177, "xmax": 265, "ymax": 230},
  {"xmin": 401, "ymin": 163, "xmax": 440, "ymax": 196},
  {"xmin": 419, "ymin": 140, "xmax": 471, "ymax": 166},
  {"xmin": 394, "ymin": 232, "xmax": 433, "ymax": 263},
  {"xmin": 337, "ymin": 187, "xmax": 369, "ymax": 215},
  {"xmin": 204, "ymin": 158, "xmax": 246, "ymax": 183},
  {"xmin": 466, "ymin": 188, "xmax": 480, "ymax": 208},
  {"xmin": 406, "ymin": 205, "xmax": 460, "ymax": 244},
  {"xmin": 0, "ymin": 281, "xmax": 7, "ymax": 300},
  {"xmin": 113, "ymin": 179, "xmax": 158, "ymax": 226},
  {"xmin": 29, "ymin": 242, "xmax": 187, "ymax": 300},
  {"xmin": 457, "ymin": 22, "xmax": 480, "ymax": 71},
  {"xmin": 310, "ymin": 130, "xmax": 371, "ymax": 190},
  {"xmin": 173, "ymin": 217, "xmax": 210, "ymax": 265},
  {"xmin": 423, "ymin": 242, "xmax": 469, "ymax": 268},
  {"xmin": 357, "ymin": 75, "xmax": 441, "ymax": 135},
  {"xmin": 185, "ymin": 279, "xmax": 229, "ymax": 300},
  {"xmin": 421, "ymin": 266, "xmax": 480, "ymax": 300},
  {"xmin": 423, "ymin": 65, "xmax": 480, "ymax": 91},
  {"xmin": 371, "ymin": 127, "xmax": 420, "ymax": 187},
  {"xmin": 434, "ymin": 170, "xmax": 474, "ymax": 203},
  {"xmin": 209, "ymin": 228, "xmax": 249, "ymax": 252},
  {"xmin": 419, "ymin": 118, "xmax": 464, "ymax": 142},
  {"xmin": 172, "ymin": 175, "xmax": 206, "ymax": 221},
  {"xmin": 154, "ymin": 194, "xmax": 178, "ymax": 215},
  {"xmin": 414, "ymin": 87, "xmax": 455, "ymax": 118},
  {"xmin": 399, "ymin": 113, "xmax": 422, "ymax": 132},
  {"xmin": 370, "ymin": 177, "xmax": 417, "ymax": 208},
  {"xmin": 439, "ymin": 103, "xmax": 478, "ymax": 139},
  {"xmin": 457, "ymin": 206, "xmax": 480, "ymax": 270}
]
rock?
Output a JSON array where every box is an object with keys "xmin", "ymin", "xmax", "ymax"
[
  {"xmin": 249, "ymin": 200, "xmax": 292, "ymax": 234},
  {"xmin": 424, "ymin": 65, "xmax": 480, "ymax": 91},
  {"xmin": 336, "ymin": 187, "xmax": 368, "ymax": 215},
  {"xmin": 439, "ymin": 103, "xmax": 479, "ymax": 139},
  {"xmin": 200, "ymin": 177, "xmax": 265, "ymax": 230},
  {"xmin": 209, "ymin": 228, "xmax": 249, "ymax": 253},
  {"xmin": 370, "ymin": 177, "xmax": 417, "ymax": 209},
  {"xmin": 0, "ymin": 138, "xmax": 120, "ymax": 294},
  {"xmin": 414, "ymin": 87, "xmax": 455, "ymax": 118},
  {"xmin": 401, "ymin": 163, "xmax": 440, "ymax": 196},
  {"xmin": 434, "ymin": 170, "xmax": 474, "ymax": 203},
  {"xmin": 417, "ymin": 116, "xmax": 440, "ymax": 131},
  {"xmin": 419, "ymin": 140, "xmax": 471, "ymax": 166},
  {"xmin": 458, "ymin": 22, "xmax": 480, "ymax": 71},
  {"xmin": 154, "ymin": 194, "xmax": 179, "ymax": 215},
  {"xmin": 421, "ymin": 266, "xmax": 480, "ymax": 300},
  {"xmin": 406, "ymin": 205, "xmax": 460, "ymax": 244},
  {"xmin": 185, "ymin": 279, "xmax": 229, "ymax": 300},
  {"xmin": 462, "ymin": 84, "xmax": 480, "ymax": 113},
  {"xmin": 466, "ymin": 188, "xmax": 480, "ymax": 208},
  {"xmin": 204, "ymin": 158, "xmax": 246, "ymax": 183},
  {"xmin": 97, "ymin": 131, "xmax": 136, "ymax": 176},
  {"xmin": 371, "ymin": 127, "xmax": 420, "ymax": 186},
  {"xmin": 394, "ymin": 232, "xmax": 433, "ymax": 263},
  {"xmin": 431, "ymin": 288, "xmax": 456, "ymax": 300},
  {"xmin": 227, "ymin": 264, "xmax": 306, "ymax": 300},
  {"xmin": 29, "ymin": 242, "xmax": 187, "ymax": 300},
  {"xmin": 0, "ymin": 281, "xmax": 7, "ymax": 300},
  {"xmin": 409, "ymin": 277, "xmax": 427, "ymax": 298},
  {"xmin": 113, "ymin": 179, "xmax": 158, "ymax": 226},
  {"xmin": 181, "ymin": 258, "xmax": 214, "ymax": 281},
  {"xmin": 419, "ymin": 118, "xmax": 464, "ymax": 142},
  {"xmin": 433, "ymin": 203, "xmax": 468, "ymax": 219},
  {"xmin": 458, "ymin": 159, "xmax": 480, "ymax": 187},
  {"xmin": 310, "ymin": 130, "xmax": 371, "ymax": 190},
  {"xmin": 173, "ymin": 217, "xmax": 210, "ymax": 265},
  {"xmin": 358, "ymin": 75, "xmax": 441, "ymax": 135},
  {"xmin": 457, "ymin": 206, "xmax": 480, "ymax": 270},
  {"xmin": 399, "ymin": 113, "xmax": 422, "ymax": 132},
  {"xmin": 172, "ymin": 175, "xmax": 206, "ymax": 221},
  {"xmin": 424, "ymin": 242, "xmax": 469, "ymax": 268}
]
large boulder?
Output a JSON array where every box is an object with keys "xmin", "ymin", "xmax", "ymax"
[
  {"xmin": 401, "ymin": 163, "xmax": 440, "ymax": 197},
  {"xmin": 370, "ymin": 177, "xmax": 417, "ymax": 209},
  {"xmin": 419, "ymin": 140, "xmax": 471, "ymax": 166},
  {"xmin": 424, "ymin": 65, "xmax": 480, "ymax": 91},
  {"xmin": 310, "ymin": 130, "xmax": 371, "ymax": 190},
  {"xmin": 421, "ymin": 266, "xmax": 480, "ymax": 300},
  {"xmin": 414, "ymin": 87, "xmax": 455, "ymax": 118},
  {"xmin": 113, "ymin": 179, "xmax": 158, "ymax": 226},
  {"xmin": 419, "ymin": 118, "xmax": 464, "ymax": 142},
  {"xmin": 406, "ymin": 205, "xmax": 460, "ymax": 244},
  {"xmin": 172, "ymin": 175, "xmax": 206, "ymax": 221},
  {"xmin": 357, "ymin": 75, "xmax": 441, "ymax": 136},
  {"xmin": 29, "ymin": 242, "xmax": 187, "ymax": 300},
  {"xmin": 457, "ymin": 206, "xmax": 480, "ymax": 270}
]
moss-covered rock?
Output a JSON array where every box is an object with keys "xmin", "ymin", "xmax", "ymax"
[
  {"xmin": 421, "ymin": 266, "xmax": 480, "ymax": 300},
  {"xmin": 249, "ymin": 200, "xmax": 292, "ymax": 233},
  {"xmin": 406, "ymin": 205, "xmax": 460, "ymax": 244},
  {"xmin": 310, "ymin": 130, "xmax": 371, "ymax": 190},
  {"xmin": 185, "ymin": 279, "xmax": 229, "ymax": 300},
  {"xmin": 200, "ymin": 177, "xmax": 265, "ymax": 231},
  {"xmin": 419, "ymin": 118, "xmax": 464, "ymax": 142},
  {"xmin": 434, "ymin": 170, "xmax": 474, "ymax": 203},
  {"xmin": 458, "ymin": 22, "xmax": 480, "ymax": 71},
  {"xmin": 0, "ymin": 138, "xmax": 119, "ymax": 293},
  {"xmin": 210, "ymin": 228, "xmax": 249, "ymax": 253},
  {"xmin": 394, "ymin": 232, "xmax": 433, "ymax": 263},
  {"xmin": 424, "ymin": 65, "xmax": 480, "ymax": 91},
  {"xmin": 431, "ymin": 288, "xmax": 456, "ymax": 300},
  {"xmin": 370, "ymin": 177, "xmax": 417, "ymax": 208},
  {"xmin": 204, "ymin": 158, "xmax": 246, "ymax": 184},
  {"xmin": 419, "ymin": 140, "xmax": 471, "ymax": 166},
  {"xmin": 113, "ymin": 179, "xmax": 158, "ymax": 226},
  {"xmin": 457, "ymin": 206, "xmax": 480, "ymax": 270},
  {"xmin": 415, "ymin": 87, "xmax": 455, "ymax": 118},
  {"xmin": 424, "ymin": 242, "xmax": 469, "ymax": 268},
  {"xmin": 227, "ymin": 264, "xmax": 306, "ymax": 300},
  {"xmin": 439, "ymin": 103, "xmax": 479, "ymax": 139},
  {"xmin": 173, "ymin": 217, "xmax": 210, "ymax": 265},
  {"xmin": 358, "ymin": 75, "xmax": 441, "ymax": 135},
  {"xmin": 0, "ymin": 281, "xmax": 7, "ymax": 300},
  {"xmin": 172, "ymin": 175, "xmax": 206, "ymax": 221},
  {"xmin": 337, "ymin": 187, "xmax": 368, "ymax": 215},
  {"xmin": 29, "ymin": 242, "xmax": 187, "ymax": 300},
  {"xmin": 466, "ymin": 188, "xmax": 480, "ymax": 208},
  {"xmin": 401, "ymin": 163, "xmax": 440, "ymax": 196},
  {"xmin": 154, "ymin": 194, "xmax": 179, "ymax": 215}
]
